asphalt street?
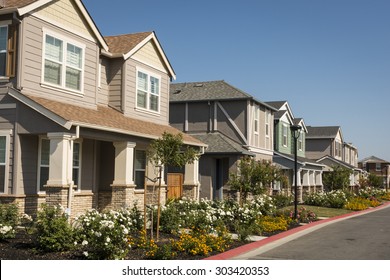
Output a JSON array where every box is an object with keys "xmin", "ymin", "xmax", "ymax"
[{"xmin": 236, "ymin": 204, "xmax": 390, "ymax": 260}]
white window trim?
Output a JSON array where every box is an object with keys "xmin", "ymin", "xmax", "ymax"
[
  {"xmin": 253, "ymin": 106, "xmax": 259, "ymax": 147},
  {"xmin": 298, "ymin": 134, "xmax": 303, "ymax": 151},
  {"xmin": 265, "ymin": 110, "xmax": 271, "ymax": 149},
  {"xmin": 282, "ymin": 124, "xmax": 288, "ymax": 147},
  {"xmin": 41, "ymin": 28, "xmax": 86, "ymax": 95},
  {"xmin": 134, "ymin": 149, "xmax": 146, "ymax": 189},
  {"xmin": 0, "ymin": 25, "xmax": 8, "ymax": 78},
  {"xmin": 72, "ymin": 141, "xmax": 82, "ymax": 191},
  {"xmin": 0, "ymin": 130, "xmax": 11, "ymax": 194},
  {"xmin": 37, "ymin": 136, "xmax": 49, "ymax": 193},
  {"xmin": 135, "ymin": 67, "xmax": 161, "ymax": 114}
]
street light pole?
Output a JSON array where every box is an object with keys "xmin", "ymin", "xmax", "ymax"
[{"xmin": 291, "ymin": 124, "xmax": 302, "ymax": 220}]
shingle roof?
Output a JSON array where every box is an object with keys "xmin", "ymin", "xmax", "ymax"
[
  {"xmin": 306, "ymin": 126, "xmax": 340, "ymax": 139},
  {"xmin": 104, "ymin": 32, "xmax": 152, "ymax": 55},
  {"xmin": 1, "ymin": 0, "xmax": 38, "ymax": 8},
  {"xmin": 359, "ymin": 156, "xmax": 390, "ymax": 164},
  {"xmin": 265, "ymin": 101, "xmax": 287, "ymax": 110},
  {"xmin": 191, "ymin": 132, "xmax": 252, "ymax": 155},
  {"xmin": 11, "ymin": 90, "xmax": 205, "ymax": 147},
  {"xmin": 170, "ymin": 81, "xmax": 276, "ymax": 110}
]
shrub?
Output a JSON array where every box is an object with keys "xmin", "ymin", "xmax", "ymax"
[
  {"xmin": 304, "ymin": 190, "xmax": 349, "ymax": 208},
  {"xmin": 272, "ymin": 194, "xmax": 294, "ymax": 209},
  {"xmin": 0, "ymin": 203, "xmax": 19, "ymax": 240},
  {"xmin": 296, "ymin": 207, "xmax": 317, "ymax": 223},
  {"xmin": 34, "ymin": 204, "xmax": 75, "ymax": 252},
  {"xmin": 256, "ymin": 216, "xmax": 289, "ymax": 234},
  {"xmin": 344, "ymin": 197, "xmax": 370, "ymax": 211},
  {"xmin": 74, "ymin": 206, "xmax": 142, "ymax": 260}
]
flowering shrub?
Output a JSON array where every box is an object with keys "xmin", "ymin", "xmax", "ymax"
[
  {"xmin": 256, "ymin": 216, "xmax": 289, "ymax": 234},
  {"xmin": 34, "ymin": 204, "xmax": 75, "ymax": 252},
  {"xmin": 295, "ymin": 207, "xmax": 317, "ymax": 223},
  {"xmin": 379, "ymin": 192, "xmax": 390, "ymax": 201},
  {"xmin": 344, "ymin": 197, "xmax": 371, "ymax": 211},
  {"xmin": 358, "ymin": 188, "xmax": 386, "ymax": 200},
  {"xmin": 74, "ymin": 205, "xmax": 143, "ymax": 259},
  {"xmin": 304, "ymin": 190, "xmax": 350, "ymax": 208},
  {"xmin": 0, "ymin": 203, "xmax": 19, "ymax": 240}
]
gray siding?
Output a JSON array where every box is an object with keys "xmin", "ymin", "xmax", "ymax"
[
  {"xmin": 305, "ymin": 139, "xmax": 332, "ymax": 160},
  {"xmin": 169, "ymin": 103, "xmax": 185, "ymax": 131},
  {"xmin": 18, "ymin": 135, "xmax": 38, "ymax": 195},
  {"xmin": 124, "ymin": 59, "xmax": 170, "ymax": 125},
  {"xmin": 107, "ymin": 58, "xmax": 123, "ymax": 110},
  {"xmin": 188, "ymin": 102, "xmax": 210, "ymax": 132},
  {"xmin": 21, "ymin": 15, "xmax": 99, "ymax": 108}
]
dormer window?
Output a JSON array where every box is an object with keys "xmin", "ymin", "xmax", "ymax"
[
  {"xmin": 136, "ymin": 68, "xmax": 160, "ymax": 113},
  {"xmin": 42, "ymin": 29, "xmax": 85, "ymax": 93}
]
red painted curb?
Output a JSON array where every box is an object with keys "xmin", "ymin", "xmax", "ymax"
[{"xmin": 204, "ymin": 201, "xmax": 390, "ymax": 260}]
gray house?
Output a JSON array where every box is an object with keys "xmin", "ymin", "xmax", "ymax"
[
  {"xmin": 306, "ymin": 126, "xmax": 360, "ymax": 187},
  {"xmin": 170, "ymin": 80, "xmax": 277, "ymax": 200},
  {"xmin": 0, "ymin": 0, "xmax": 205, "ymax": 217}
]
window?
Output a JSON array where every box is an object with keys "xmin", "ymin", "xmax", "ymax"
[
  {"xmin": 298, "ymin": 134, "xmax": 303, "ymax": 151},
  {"xmin": 0, "ymin": 24, "xmax": 17, "ymax": 77},
  {"xmin": 43, "ymin": 31, "xmax": 84, "ymax": 92},
  {"xmin": 376, "ymin": 163, "xmax": 381, "ymax": 171},
  {"xmin": 136, "ymin": 70, "xmax": 160, "ymax": 112},
  {"xmin": 335, "ymin": 141, "xmax": 342, "ymax": 158},
  {"xmin": 265, "ymin": 110, "xmax": 271, "ymax": 149},
  {"xmin": 38, "ymin": 138, "xmax": 50, "ymax": 192},
  {"xmin": 134, "ymin": 150, "xmax": 146, "ymax": 189},
  {"xmin": 0, "ymin": 135, "xmax": 7, "ymax": 193},
  {"xmin": 72, "ymin": 142, "xmax": 81, "ymax": 189},
  {"xmin": 253, "ymin": 107, "xmax": 259, "ymax": 147},
  {"xmin": 282, "ymin": 124, "xmax": 288, "ymax": 147}
]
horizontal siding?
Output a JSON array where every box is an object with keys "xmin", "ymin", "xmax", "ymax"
[
  {"xmin": 107, "ymin": 58, "xmax": 122, "ymax": 110},
  {"xmin": 188, "ymin": 102, "xmax": 209, "ymax": 132},
  {"xmin": 97, "ymin": 58, "xmax": 110, "ymax": 105},
  {"xmin": 21, "ymin": 16, "xmax": 98, "ymax": 109},
  {"xmin": 18, "ymin": 135, "xmax": 39, "ymax": 195},
  {"xmin": 124, "ymin": 59, "xmax": 170, "ymax": 125},
  {"xmin": 132, "ymin": 41, "xmax": 166, "ymax": 72}
]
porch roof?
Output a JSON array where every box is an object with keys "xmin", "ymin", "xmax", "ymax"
[{"xmin": 8, "ymin": 88, "xmax": 206, "ymax": 147}]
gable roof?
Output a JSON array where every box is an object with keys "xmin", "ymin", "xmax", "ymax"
[
  {"xmin": 103, "ymin": 31, "xmax": 176, "ymax": 79},
  {"xmin": 170, "ymin": 80, "xmax": 276, "ymax": 110},
  {"xmin": 359, "ymin": 156, "xmax": 390, "ymax": 164},
  {"xmin": 1, "ymin": 0, "xmax": 109, "ymax": 51},
  {"xmin": 191, "ymin": 132, "xmax": 253, "ymax": 155},
  {"xmin": 8, "ymin": 88, "xmax": 205, "ymax": 147},
  {"xmin": 316, "ymin": 155, "xmax": 359, "ymax": 171},
  {"xmin": 306, "ymin": 126, "xmax": 341, "ymax": 139}
]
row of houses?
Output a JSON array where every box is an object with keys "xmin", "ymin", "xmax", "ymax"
[
  {"xmin": 170, "ymin": 81, "xmax": 362, "ymax": 202},
  {"xmin": 0, "ymin": 0, "xmax": 386, "ymax": 218}
]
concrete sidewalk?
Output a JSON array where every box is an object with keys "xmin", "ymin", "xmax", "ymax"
[{"xmin": 205, "ymin": 201, "xmax": 390, "ymax": 260}]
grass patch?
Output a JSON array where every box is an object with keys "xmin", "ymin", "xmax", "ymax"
[{"xmin": 279, "ymin": 205, "xmax": 353, "ymax": 218}]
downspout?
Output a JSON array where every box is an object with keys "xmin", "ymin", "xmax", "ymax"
[
  {"xmin": 66, "ymin": 126, "xmax": 80, "ymax": 219},
  {"xmin": 13, "ymin": 12, "xmax": 22, "ymax": 90}
]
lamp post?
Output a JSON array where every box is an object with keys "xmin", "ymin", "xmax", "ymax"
[{"xmin": 291, "ymin": 124, "xmax": 302, "ymax": 220}]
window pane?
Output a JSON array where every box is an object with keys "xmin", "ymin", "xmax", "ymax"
[
  {"xmin": 45, "ymin": 35, "xmax": 62, "ymax": 62},
  {"xmin": 0, "ymin": 26, "xmax": 7, "ymax": 51},
  {"xmin": 150, "ymin": 94, "xmax": 158, "ymax": 111},
  {"xmin": 0, "ymin": 136, "xmax": 6, "ymax": 163},
  {"xmin": 72, "ymin": 168, "xmax": 79, "ymax": 186},
  {"xmin": 67, "ymin": 44, "xmax": 82, "ymax": 68},
  {"xmin": 137, "ymin": 72, "xmax": 148, "ymax": 91},
  {"xmin": 73, "ymin": 143, "xmax": 80, "ymax": 167},
  {"xmin": 150, "ymin": 76, "xmax": 159, "ymax": 95},
  {"xmin": 39, "ymin": 167, "xmax": 49, "ymax": 192},
  {"xmin": 137, "ymin": 90, "xmax": 147, "ymax": 108},
  {"xmin": 41, "ymin": 139, "xmax": 50, "ymax": 165},
  {"xmin": 135, "ymin": 150, "xmax": 146, "ymax": 170},
  {"xmin": 44, "ymin": 60, "xmax": 62, "ymax": 85},
  {"xmin": 135, "ymin": 171, "xmax": 145, "ymax": 189},
  {"xmin": 66, "ymin": 67, "xmax": 81, "ymax": 90}
]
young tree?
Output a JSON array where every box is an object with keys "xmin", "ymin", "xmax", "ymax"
[
  {"xmin": 147, "ymin": 132, "xmax": 199, "ymax": 240},
  {"xmin": 323, "ymin": 165, "xmax": 352, "ymax": 191},
  {"xmin": 227, "ymin": 157, "xmax": 287, "ymax": 205},
  {"xmin": 368, "ymin": 173, "xmax": 382, "ymax": 188}
]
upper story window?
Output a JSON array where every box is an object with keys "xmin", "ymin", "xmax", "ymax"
[
  {"xmin": 136, "ymin": 69, "xmax": 160, "ymax": 113},
  {"xmin": 376, "ymin": 163, "xmax": 381, "ymax": 171},
  {"xmin": 42, "ymin": 30, "xmax": 85, "ymax": 93},
  {"xmin": 282, "ymin": 124, "xmax": 288, "ymax": 147},
  {"xmin": 253, "ymin": 107, "xmax": 259, "ymax": 146},
  {"xmin": 265, "ymin": 110, "xmax": 271, "ymax": 149},
  {"xmin": 298, "ymin": 134, "xmax": 303, "ymax": 151},
  {"xmin": 335, "ymin": 141, "xmax": 342, "ymax": 158},
  {"xmin": 0, "ymin": 24, "xmax": 17, "ymax": 78}
]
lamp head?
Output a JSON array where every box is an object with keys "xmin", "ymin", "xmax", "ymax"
[{"xmin": 291, "ymin": 124, "xmax": 302, "ymax": 138}]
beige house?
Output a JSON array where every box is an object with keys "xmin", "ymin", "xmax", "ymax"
[{"xmin": 0, "ymin": 0, "xmax": 205, "ymax": 217}]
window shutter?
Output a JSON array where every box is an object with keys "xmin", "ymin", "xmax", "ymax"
[{"xmin": 6, "ymin": 25, "xmax": 17, "ymax": 77}]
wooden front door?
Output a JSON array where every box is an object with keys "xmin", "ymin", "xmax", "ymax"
[{"xmin": 167, "ymin": 173, "xmax": 183, "ymax": 199}]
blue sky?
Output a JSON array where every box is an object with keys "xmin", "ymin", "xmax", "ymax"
[{"xmin": 83, "ymin": 0, "xmax": 390, "ymax": 161}]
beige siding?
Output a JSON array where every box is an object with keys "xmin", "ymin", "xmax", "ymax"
[
  {"xmin": 34, "ymin": 0, "xmax": 94, "ymax": 39},
  {"xmin": 97, "ymin": 58, "xmax": 109, "ymax": 105},
  {"xmin": 107, "ymin": 58, "xmax": 123, "ymax": 110},
  {"xmin": 124, "ymin": 58, "xmax": 170, "ymax": 125},
  {"xmin": 21, "ymin": 15, "xmax": 99, "ymax": 109},
  {"xmin": 132, "ymin": 41, "xmax": 167, "ymax": 73}
]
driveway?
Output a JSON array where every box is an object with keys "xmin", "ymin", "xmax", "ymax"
[{"xmin": 231, "ymin": 203, "xmax": 390, "ymax": 260}]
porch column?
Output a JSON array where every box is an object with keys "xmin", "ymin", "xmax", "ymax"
[
  {"xmin": 45, "ymin": 133, "xmax": 74, "ymax": 208},
  {"xmin": 112, "ymin": 142, "xmax": 136, "ymax": 186},
  {"xmin": 111, "ymin": 142, "xmax": 137, "ymax": 209},
  {"xmin": 316, "ymin": 171, "xmax": 323, "ymax": 192},
  {"xmin": 183, "ymin": 158, "xmax": 200, "ymax": 200},
  {"xmin": 293, "ymin": 169, "xmax": 303, "ymax": 203}
]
